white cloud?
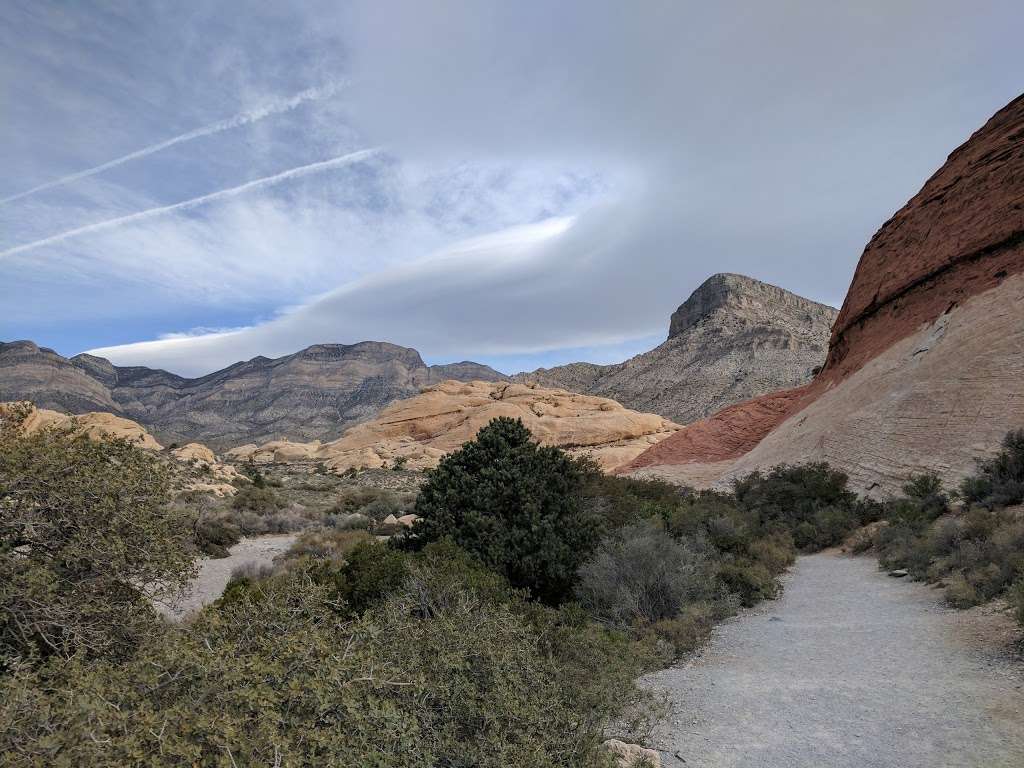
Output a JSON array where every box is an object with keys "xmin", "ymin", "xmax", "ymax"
[
  {"xmin": 0, "ymin": 82, "xmax": 347, "ymax": 205},
  {"xmin": 89, "ymin": 214, "xmax": 677, "ymax": 376},
  {"xmin": 6, "ymin": 1, "xmax": 1024, "ymax": 374},
  {"xmin": 0, "ymin": 149, "xmax": 381, "ymax": 259}
]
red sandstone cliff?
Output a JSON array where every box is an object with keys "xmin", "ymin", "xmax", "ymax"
[{"xmin": 625, "ymin": 93, "xmax": 1024, "ymax": 493}]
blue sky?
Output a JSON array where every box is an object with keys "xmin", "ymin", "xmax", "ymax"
[{"xmin": 1, "ymin": 1, "xmax": 1022, "ymax": 376}]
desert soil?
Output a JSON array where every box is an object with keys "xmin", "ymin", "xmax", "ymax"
[
  {"xmin": 158, "ymin": 534, "xmax": 297, "ymax": 621},
  {"xmin": 644, "ymin": 551, "xmax": 1024, "ymax": 767}
]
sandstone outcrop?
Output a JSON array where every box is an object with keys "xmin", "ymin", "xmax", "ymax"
[
  {"xmin": 626, "ymin": 94, "xmax": 1024, "ymax": 495},
  {"xmin": 1, "ymin": 402, "xmax": 163, "ymax": 450},
  {"xmin": 1, "ymin": 403, "xmax": 240, "ymax": 495},
  {"xmin": 172, "ymin": 442, "xmax": 242, "ymax": 494},
  {"xmin": 514, "ymin": 274, "xmax": 836, "ymax": 425},
  {"xmin": 231, "ymin": 380, "xmax": 681, "ymax": 473},
  {"xmin": 0, "ymin": 341, "xmax": 506, "ymax": 449}
]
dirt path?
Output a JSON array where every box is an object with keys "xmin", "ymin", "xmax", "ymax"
[
  {"xmin": 158, "ymin": 534, "xmax": 297, "ymax": 621},
  {"xmin": 643, "ymin": 551, "xmax": 1024, "ymax": 768}
]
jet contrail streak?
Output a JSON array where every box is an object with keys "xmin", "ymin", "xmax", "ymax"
[
  {"xmin": 0, "ymin": 148, "xmax": 381, "ymax": 259},
  {"xmin": 0, "ymin": 82, "xmax": 345, "ymax": 205}
]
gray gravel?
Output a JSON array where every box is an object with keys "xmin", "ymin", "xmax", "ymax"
[
  {"xmin": 157, "ymin": 534, "xmax": 296, "ymax": 621},
  {"xmin": 643, "ymin": 552, "xmax": 1024, "ymax": 768}
]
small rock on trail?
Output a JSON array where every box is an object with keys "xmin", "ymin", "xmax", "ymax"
[{"xmin": 643, "ymin": 551, "xmax": 1024, "ymax": 768}]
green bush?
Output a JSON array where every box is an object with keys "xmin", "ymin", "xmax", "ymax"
[
  {"xmin": 877, "ymin": 453, "xmax": 1024, "ymax": 618},
  {"xmin": 733, "ymin": 463, "xmax": 872, "ymax": 550},
  {"xmin": 240, "ymin": 456, "xmax": 266, "ymax": 487},
  {"xmin": 642, "ymin": 600, "xmax": 735, "ymax": 659},
  {"xmin": 717, "ymin": 559, "xmax": 778, "ymax": 607},
  {"xmin": 576, "ymin": 520, "xmax": 713, "ymax": 626},
  {"xmin": 0, "ymin": 559, "xmax": 653, "ymax": 767},
  {"xmin": 193, "ymin": 512, "xmax": 240, "ymax": 558},
  {"xmin": 325, "ymin": 540, "xmax": 412, "ymax": 616},
  {"xmin": 959, "ymin": 429, "xmax": 1024, "ymax": 509},
  {"xmin": 0, "ymin": 405, "xmax": 195, "ymax": 665},
  {"xmin": 231, "ymin": 484, "xmax": 285, "ymax": 514},
  {"xmin": 285, "ymin": 528, "xmax": 373, "ymax": 562},
  {"xmin": 406, "ymin": 417, "xmax": 603, "ymax": 604}
]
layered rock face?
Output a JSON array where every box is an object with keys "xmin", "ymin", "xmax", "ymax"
[
  {"xmin": 626, "ymin": 94, "xmax": 1024, "ymax": 495},
  {"xmin": 229, "ymin": 380, "xmax": 681, "ymax": 473},
  {"xmin": 0, "ymin": 340, "xmax": 506, "ymax": 449},
  {"xmin": 515, "ymin": 274, "xmax": 836, "ymax": 425}
]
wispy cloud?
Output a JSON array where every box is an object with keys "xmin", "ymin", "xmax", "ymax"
[
  {"xmin": 0, "ymin": 82, "xmax": 346, "ymax": 205},
  {"xmin": 0, "ymin": 148, "xmax": 381, "ymax": 259}
]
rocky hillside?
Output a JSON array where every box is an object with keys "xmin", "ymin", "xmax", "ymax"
[
  {"xmin": 514, "ymin": 273, "xmax": 837, "ymax": 425},
  {"xmin": 0, "ymin": 340, "xmax": 506, "ymax": 449},
  {"xmin": 625, "ymin": 93, "xmax": 1024, "ymax": 495},
  {"xmin": 227, "ymin": 380, "xmax": 681, "ymax": 473}
]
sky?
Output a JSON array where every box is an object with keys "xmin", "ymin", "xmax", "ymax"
[{"xmin": 1, "ymin": 1, "xmax": 1022, "ymax": 377}]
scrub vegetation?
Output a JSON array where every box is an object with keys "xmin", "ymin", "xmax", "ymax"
[{"xmin": 0, "ymin": 410, "xmax": 924, "ymax": 765}]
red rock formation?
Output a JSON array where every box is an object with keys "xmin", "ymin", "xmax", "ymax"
[{"xmin": 625, "ymin": 93, "xmax": 1024, "ymax": 485}]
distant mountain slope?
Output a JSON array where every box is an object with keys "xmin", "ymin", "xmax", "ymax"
[
  {"xmin": 0, "ymin": 340, "xmax": 506, "ymax": 449},
  {"xmin": 514, "ymin": 273, "xmax": 837, "ymax": 425}
]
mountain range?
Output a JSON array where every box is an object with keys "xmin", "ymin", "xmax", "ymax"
[
  {"xmin": 0, "ymin": 340, "xmax": 504, "ymax": 449},
  {"xmin": 0, "ymin": 275, "xmax": 836, "ymax": 450}
]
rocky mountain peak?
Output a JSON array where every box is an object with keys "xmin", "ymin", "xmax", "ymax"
[
  {"xmin": 668, "ymin": 273, "xmax": 835, "ymax": 339},
  {"xmin": 515, "ymin": 274, "xmax": 837, "ymax": 427}
]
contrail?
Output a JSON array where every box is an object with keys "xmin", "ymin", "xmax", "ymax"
[
  {"xmin": 0, "ymin": 148, "xmax": 381, "ymax": 259},
  {"xmin": 0, "ymin": 82, "xmax": 345, "ymax": 205}
]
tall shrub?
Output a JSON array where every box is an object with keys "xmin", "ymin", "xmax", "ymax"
[{"xmin": 406, "ymin": 417, "xmax": 601, "ymax": 604}]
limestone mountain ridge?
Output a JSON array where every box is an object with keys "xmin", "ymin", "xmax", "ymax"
[
  {"xmin": 0, "ymin": 339, "xmax": 506, "ymax": 449},
  {"xmin": 513, "ymin": 273, "xmax": 837, "ymax": 426}
]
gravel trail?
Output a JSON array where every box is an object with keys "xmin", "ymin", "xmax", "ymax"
[
  {"xmin": 644, "ymin": 551, "xmax": 1024, "ymax": 768},
  {"xmin": 158, "ymin": 534, "xmax": 296, "ymax": 621}
]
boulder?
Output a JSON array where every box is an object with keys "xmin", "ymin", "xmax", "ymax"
[
  {"xmin": 602, "ymin": 739, "xmax": 662, "ymax": 767},
  {"xmin": 171, "ymin": 442, "xmax": 217, "ymax": 466}
]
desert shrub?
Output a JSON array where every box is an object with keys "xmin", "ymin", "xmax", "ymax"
[
  {"xmin": 193, "ymin": 512, "xmax": 240, "ymax": 557},
  {"xmin": 324, "ymin": 540, "xmax": 413, "ymax": 616},
  {"xmin": 877, "ymin": 461, "xmax": 1024, "ymax": 617},
  {"xmin": 717, "ymin": 558, "xmax": 778, "ymax": 607},
  {"xmin": 330, "ymin": 486, "xmax": 382, "ymax": 514},
  {"xmin": 733, "ymin": 463, "xmax": 874, "ymax": 550},
  {"xmin": 581, "ymin": 473, "xmax": 689, "ymax": 531},
  {"xmin": 285, "ymin": 528, "xmax": 373, "ymax": 561},
  {"xmin": 641, "ymin": 600, "xmax": 736, "ymax": 658},
  {"xmin": 747, "ymin": 532, "xmax": 797, "ymax": 573},
  {"xmin": 240, "ymin": 456, "xmax": 266, "ymax": 487},
  {"xmin": 0, "ymin": 406, "xmax": 195, "ymax": 665},
  {"xmin": 231, "ymin": 484, "xmax": 285, "ymax": 514},
  {"xmin": 1008, "ymin": 579, "xmax": 1024, "ymax": 626},
  {"xmin": 406, "ymin": 417, "xmax": 602, "ymax": 604},
  {"xmin": 401, "ymin": 540, "xmax": 516, "ymax": 619},
  {"xmin": 362, "ymin": 493, "xmax": 414, "ymax": 521},
  {"xmin": 959, "ymin": 429, "xmax": 1024, "ymax": 509},
  {"xmin": 902, "ymin": 472, "xmax": 949, "ymax": 515},
  {"xmin": 576, "ymin": 520, "xmax": 713, "ymax": 626},
  {"xmin": 0, "ymin": 561, "xmax": 654, "ymax": 767},
  {"xmin": 326, "ymin": 511, "xmax": 372, "ymax": 530}
]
